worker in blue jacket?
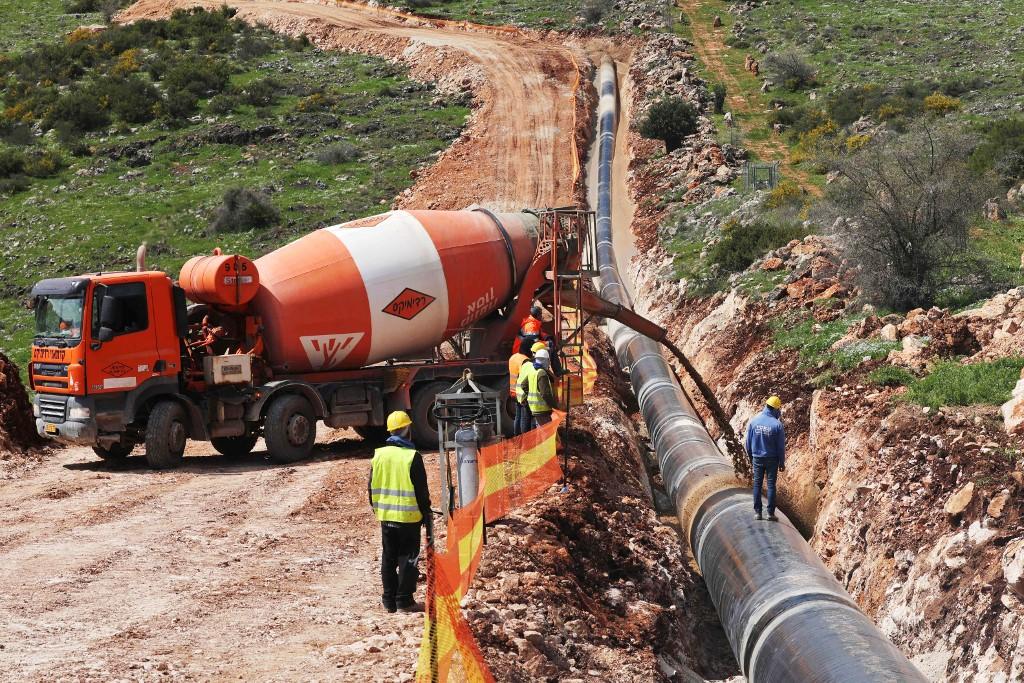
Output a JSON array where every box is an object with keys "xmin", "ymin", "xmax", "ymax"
[{"xmin": 745, "ymin": 395, "xmax": 786, "ymax": 521}]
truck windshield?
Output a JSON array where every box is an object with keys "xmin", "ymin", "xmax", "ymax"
[{"xmin": 34, "ymin": 295, "xmax": 85, "ymax": 341}]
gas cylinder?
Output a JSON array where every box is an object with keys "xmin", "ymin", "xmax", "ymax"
[{"xmin": 248, "ymin": 209, "xmax": 539, "ymax": 373}]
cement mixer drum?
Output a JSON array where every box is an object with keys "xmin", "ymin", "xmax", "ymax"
[{"xmin": 250, "ymin": 209, "xmax": 539, "ymax": 373}]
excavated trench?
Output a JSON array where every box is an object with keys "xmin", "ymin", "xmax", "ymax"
[{"xmin": 591, "ymin": 58, "xmax": 931, "ymax": 681}]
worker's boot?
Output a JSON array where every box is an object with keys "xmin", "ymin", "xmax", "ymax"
[
  {"xmin": 397, "ymin": 602, "xmax": 424, "ymax": 613},
  {"xmin": 767, "ymin": 513, "xmax": 778, "ymax": 522},
  {"xmin": 381, "ymin": 597, "xmax": 397, "ymax": 614},
  {"xmin": 754, "ymin": 511, "xmax": 762, "ymax": 521}
]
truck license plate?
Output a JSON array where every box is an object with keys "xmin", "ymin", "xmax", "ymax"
[{"xmin": 45, "ymin": 423, "xmax": 58, "ymax": 435}]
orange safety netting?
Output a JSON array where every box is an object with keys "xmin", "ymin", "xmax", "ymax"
[
  {"xmin": 415, "ymin": 412, "xmax": 565, "ymax": 682},
  {"xmin": 481, "ymin": 412, "xmax": 564, "ymax": 524}
]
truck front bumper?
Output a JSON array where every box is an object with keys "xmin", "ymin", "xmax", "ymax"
[{"xmin": 34, "ymin": 394, "xmax": 98, "ymax": 445}]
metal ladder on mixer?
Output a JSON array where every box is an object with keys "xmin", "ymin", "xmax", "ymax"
[{"xmin": 538, "ymin": 208, "xmax": 597, "ymax": 437}]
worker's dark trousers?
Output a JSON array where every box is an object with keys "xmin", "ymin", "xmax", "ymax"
[
  {"xmin": 532, "ymin": 411, "xmax": 553, "ymax": 429},
  {"xmin": 751, "ymin": 457, "xmax": 779, "ymax": 515},
  {"xmin": 514, "ymin": 401, "xmax": 533, "ymax": 435},
  {"xmin": 380, "ymin": 521, "xmax": 421, "ymax": 608}
]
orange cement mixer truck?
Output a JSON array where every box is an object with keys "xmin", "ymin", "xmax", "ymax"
[{"xmin": 28, "ymin": 208, "xmax": 584, "ymax": 468}]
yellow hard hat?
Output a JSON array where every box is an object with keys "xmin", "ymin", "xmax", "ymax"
[
  {"xmin": 766, "ymin": 396, "xmax": 783, "ymax": 410},
  {"xmin": 386, "ymin": 410, "xmax": 412, "ymax": 432},
  {"xmin": 531, "ymin": 341, "xmax": 548, "ymax": 353}
]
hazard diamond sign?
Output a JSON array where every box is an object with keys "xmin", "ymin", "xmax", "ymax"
[{"xmin": 382, "ymin": 288, "xmax": 436, "ymax": 321}]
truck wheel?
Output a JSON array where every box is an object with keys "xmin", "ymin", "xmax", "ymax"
[
  {"xmin": 93, "ymin": 441, "xmax": 134, "ymax": 460},
  {"xmin": 499, "ymin": 391, "xmax": 517, "ymax": 438},
  {"xmin": 410, "ymin": 381, "xmax": 452, "ymax": 450},
  {"xmin": 145, "ymin": 401, "xmax": 187, "ymax": 469},
  {"xmin": 211, "ymin": 434, "xmax": 258, "ymax": 458},
  {"xmin": 265, "ymin": 394, "xmax": 315, "ymax": 463}
]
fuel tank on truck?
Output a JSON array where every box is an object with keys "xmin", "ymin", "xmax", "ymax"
[{"xmin": 250, "ymin": 209, "xmax": 539, "ymax": 373}]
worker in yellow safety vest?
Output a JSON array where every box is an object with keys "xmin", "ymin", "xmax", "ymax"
[
  {"xmin": 369, "ymin": 410, "xmax": 432, "ymax": 613},
  {"xmin": 524, "ymin": 348, "xmax": 556, "ymax": 429},
  {"xmin": 512, "ymin": 341, "xmax": 547, "ymax": 435}
]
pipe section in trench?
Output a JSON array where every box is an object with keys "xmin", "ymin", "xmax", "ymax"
[{"xmin": 592, "ymin": 57, "xmax": 927, "ymax": 682}]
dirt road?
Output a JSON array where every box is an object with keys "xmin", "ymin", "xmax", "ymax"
[
  {"xmin": 120, "ymin": 0, "xmax": 585, "ymax": 211},
  {"xmin": 0, "ymin": 431, "xmax": 446, "ymax": 681},
  {"xmin": 0, "ymin": 2, "xmax": 592, "ymax": 680}
]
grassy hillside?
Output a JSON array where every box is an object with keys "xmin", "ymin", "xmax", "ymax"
[
  {"xmin": 738, "ymin": 0, "xmax": 1024, "ymax": 113},
  {"xmin": 663, "ymin": 0, "xmax": 1024, "ymax": 311},
  {"xmin": 0, "ymin": 0, "xmax": 108, "ymax": 53},
  {"xmin": 0, "ymin": 8, "xmax": 467, "ymax": 375}
]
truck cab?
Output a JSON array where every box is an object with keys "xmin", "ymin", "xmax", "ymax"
[{"xmin": 31, "ymin": 272, "xmax": 192, "ymax": 461}]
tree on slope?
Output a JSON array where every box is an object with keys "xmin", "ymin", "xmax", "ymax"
[{"xmin": 822, "ymin": 121, "xmax": 998, "ymax": 310}]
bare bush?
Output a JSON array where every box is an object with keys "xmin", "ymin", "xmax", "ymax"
[
  {"xmin": 315, "ymin": 142, "xmax": 361, "ymax": 165},
  {"xmin": 821, "ymin": 122, "xmax": 999, "ymax": 310},
  {"xmin": 763, "ymin": 50, "xmax": 816, "ymax": 91}
]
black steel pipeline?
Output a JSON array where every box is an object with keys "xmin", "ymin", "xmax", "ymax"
[{"xmin": 593, "ymin": 57, "xmax": 926, "ymax": 682}]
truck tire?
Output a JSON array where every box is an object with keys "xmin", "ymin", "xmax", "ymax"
[
  {"xmin": 499, "ymin": 391, "xmax": 517, "ymax": 438},
  {"xmin": 265, "ymin": 394, "xmax": 315, "ymax": 463},
  {"xmin": 211, "ymin": 434, "xmax": 258, "ymax": 458},
  {"xmin": 410, "ymin": 380, "xmax": 452, "ymax": 450},
  {"xmin": 93, "ymin": 441, "xmax": 134, "ymax": 460},
  {"xmin": 145, "ymin": 401, "xmax": 188, "ymax": 469}
]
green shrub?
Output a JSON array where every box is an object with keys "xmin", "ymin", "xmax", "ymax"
[
  {"xmin": 44, "ymin": 89, "xmax": 110, "ymax": 133},
  {"xmin": 165, "ymin": 87, "xmax": 199, "ymax": 119},
  {"xmin": 827, "ymin": 84, "xmax": 887, "ymax": 126},
  {"xmin": 969, "ymin": 118, "xmax": 1024, "ymax": 186},
  {"xmin": 315, "ymin": 142, "xmax": 361, "ymax": 165},
  {"xmin": 0, "ymin": 147, "xmax": 27, "ymax": 177},
  {"xmin": 0, "ymin": 175, "xmax": 32, "ymax": 194},
  {"xmin": 64, "ymin": 0, "xmax": 128, "ymax": 20},
  {"xmin": 639, "ymin": 97, "xmax": 699, "ymax": 152},
  {"xmin": 711, "ymin": 83, "xmax": 727, "ymax": 115},
  {"xmin": 23, "ymin": 149, "xmax": 66, "ymax": 178},
  {"xmin": 206, "ymin": 94, "xmax": 238, "ymax": 115},
  {"xmin": 104, "ymin": 76, "xmax": 162, "ymax": 124},
  {"xmin": 162, "ymin": 55, "xmax": 230, "ymax": 98},
  {"xmin": 906, "ymin": 357, "xmax": 1024, "ymax": 409},
  {"xmin": 239, "ymin": 77, "xmax": 281, "ymax": 106},
  {"xmin": 708, "ymin": 219, "xmax": 805, "ymax": 273},
  {"xmin": 209, "ymin": 187, "xmax": 280, "ymax": 234},
  {"xmin": 868, "ymin": 365, "xmax": 916, "ymax": 387},
  {"xmin": 768, "ymin": 104, "xmax": 829, "ymax": 137},
  {"xmin": 235, "ymin": 35, "xmax": 272, "ymax": 60}
]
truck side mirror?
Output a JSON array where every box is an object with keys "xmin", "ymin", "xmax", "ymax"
[
  {"xmin": 100, "ymin": 295, "xmax": 125, "ymax": 333},
  {"xmin": 97, "ymin": 327, "xmax": 115, "ymax": 342}
]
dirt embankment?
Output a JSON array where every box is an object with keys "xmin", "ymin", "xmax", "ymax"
[
  {"xmin": 119, "ymin": 0, "xmax": 591, "ymax": 211},
  {"xmin": 0, "ymin": 352, "xmax": 45, "ymax": 458},
  {"xmin": 627, "ymin": 222, "xmax": 1024, "ymax": 679}
]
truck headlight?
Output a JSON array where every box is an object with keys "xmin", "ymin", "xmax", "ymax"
[
  {"xmin": 68, "ymin": 406, "xmax": 91, "ymax": 420},
  {"xmin": 33, "ymin": 401, "xmax": 40, "ymax": 417},
  {"xmin": 67, "ymin": 399, "xmax": 91, "ymax": 420}
]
